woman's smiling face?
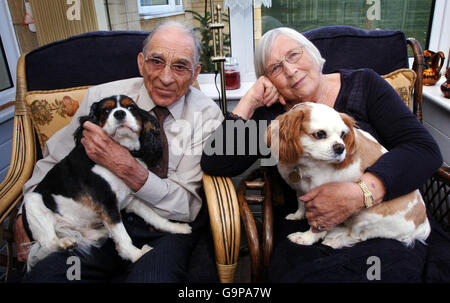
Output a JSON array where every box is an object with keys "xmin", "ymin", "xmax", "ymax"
[{"xmin": 265, "ymin": 35, "xmax": 322, "ymax": 103}]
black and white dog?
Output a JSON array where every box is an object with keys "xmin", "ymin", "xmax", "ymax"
[{"xmin": 24, "ymin": 95, "xmax": 191, "ymax": 269}]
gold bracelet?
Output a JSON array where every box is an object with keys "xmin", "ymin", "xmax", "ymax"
[{"xmin": 356, "ymin": 180, "xmax": 374, "ymax": 208}]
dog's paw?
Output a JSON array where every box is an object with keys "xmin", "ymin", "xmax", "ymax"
[
  {"xmin": 322, "ymin": 231, "xmax": 358, "ymax": 249},
  {"xmin": 287, "ymin": 232, "xmax": 317, "ymax": 245},
  {"xmin": 173, "ymin": 223, "xmax": 192, "ymax": 234},
  {"xmin": 140, "ymin": 244, "xmax": 152, "ymax": 255},
  {"xmin": 126, "ymin": 245, "xmax": 153, "ymax": 263},
  {"xmin": 285, "ymin": 210, "xmax": 304, "ymax": 221},
  {"xmin": 58, "ymin": 237, "xmax": 77, "ymax": 250}
]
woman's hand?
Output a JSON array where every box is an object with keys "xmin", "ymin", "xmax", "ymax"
[
  {"xmin": 81, "ymin": 121, "xmax": 148, "ymax": 191},
  {"xmin": 300, "ymin": 182, "xmax": 365, "ymax": 232},
  {"xmin": 232, "ymin": 76, "xmax": 285, "ymax": 120},
  {"xmin": 300, "ymin": 173, "xmax": 386, "ymax": 232}
]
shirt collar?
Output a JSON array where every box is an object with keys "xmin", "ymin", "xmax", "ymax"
[{"xmin": 136, "ymin": 81, "xmax": 185, "ymax": 121}]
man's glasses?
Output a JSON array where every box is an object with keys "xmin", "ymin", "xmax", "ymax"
[
  {"xmin": 144, "ymin": 56, "xmax": 193, "ymax": 78},
  {"xmin": 266, "ymin": 46, "xmax": 305, "ymax": 78}
]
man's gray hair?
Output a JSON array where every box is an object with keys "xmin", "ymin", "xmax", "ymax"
[
  {"xmin": 254, "ymin": 27, "xmax": 326, "ymax": 78},
  {"xmin": 142, "ymin": 20, "xmax": 202, "ymax": 65}
]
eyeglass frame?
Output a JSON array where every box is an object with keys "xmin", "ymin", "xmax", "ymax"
[
  {"xmin": 143, "ymin": 56, "xmax": 195, "ymax": 78},
  {"xmin": 265, "ymin": 45, "xmax": 306, "ymax": 78}
]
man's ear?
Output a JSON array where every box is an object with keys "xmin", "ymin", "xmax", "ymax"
[
  {"xmin": 137, "ymin": 52, "xmax": 145, "ymax": 77},
  {"xmin": 192, "ymin": 64, "xmax": 201, "ymax": 83}
]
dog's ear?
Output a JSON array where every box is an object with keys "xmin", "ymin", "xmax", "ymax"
[
  {"xmin": 267, "ymin": 109, "xmax": 304, "ymax": 165},
  {"xmin": 340, "ymin": 113, "xmax": 357, "ymax": 156},
  {"xmin": 335, "ymin": 112, "xmax": 357, "ymax": 170},
  {"xmin": 132, "ymin": 108, "xmax": 163, "ymax": 169},
  {"xmin": 73, "ymin": 101, "xmax": 100, "ymax": 145}
]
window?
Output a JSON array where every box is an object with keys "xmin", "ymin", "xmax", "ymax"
[
  {"xmin": 0, "ymin": 38, "xmax": 13, "ymax": 93},
  {"xmin": 138, "ymin": 0, "xmax": 184, "ymax": 16},
  {"xmin": 255, "ymin": 0, "xmax": 434, "ymax": 54},
  {"xmin": 0, "ymin": 0, "xmax": 19, "ymax": 107},
  {"xmin": 225, "ymin": 0, "xmax": 447, "ymax": 83}
]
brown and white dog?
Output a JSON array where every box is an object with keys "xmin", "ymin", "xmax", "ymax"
[
  {"xmin": 266, "ymin": 102, "xmax": 430, "ymax": 248},
  {"xmin": 24, "ymin": 95, "xmax": 191, "ymax": 270}
]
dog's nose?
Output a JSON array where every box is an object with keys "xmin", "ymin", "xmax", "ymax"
[
  {"xmin": 333, "ymin": 143, "xmax": 345, "ymax": 155},
  {"xmin": 114, "ymin": 110, "xmax": 126, "ymax": 121}
]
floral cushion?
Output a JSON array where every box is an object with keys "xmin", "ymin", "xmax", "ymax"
[
  {"xmin": 25, "ymin": 86, "xmax": 90, "ymax": 152},
  {"xmin": 382, "ymin": 68, "xmax": 417, "ymax": 108}
]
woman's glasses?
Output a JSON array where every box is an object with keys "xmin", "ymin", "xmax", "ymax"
[{"xmin": 266, "ymin": 46, "xmax": 305, "ymax": 78}]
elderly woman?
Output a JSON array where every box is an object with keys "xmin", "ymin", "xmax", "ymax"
[{"xmin": 201, "ymin": 27, "xmax": 442, "ymax": 282}]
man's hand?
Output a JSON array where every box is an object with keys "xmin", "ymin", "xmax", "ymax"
[
  {"xmin": 300, "ymin": 182, "xmax": 365, "ymax": 233},
  {"xmin": 81, "ymin": 121, "xmax": 129, "ymax": 169},
  {"xmin": 81, "ymin": 121, "xmax": 148, "ymax": 191},
  {"xmin": 14, "ymin": 215, "xmax": 31, "ymax": 262}
]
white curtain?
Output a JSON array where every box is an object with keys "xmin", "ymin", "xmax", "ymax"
[{"xmin": 224, "ymin": 0, "xmax": 272, "ymax": 10}]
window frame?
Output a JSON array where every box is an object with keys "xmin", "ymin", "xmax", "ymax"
[
  {"xmin": 226, "ymin": 0, "xmax": 447, "ymax": 80},
  {"xmin": 429, "ymin": 0, "xmax": 449, "ymax": 69},
  {"xmin": 200, "ymin": 1, "xmax": 448, "ymax": 95},
  {"xmin": 198, "ymin": 5, "xmax": 256, "ymax": 84},
  {"xmin": 0, "ymin": 0, "xmax": 19, "ymax": 109},
  {"xmin": 137, "ymin": 0, "xmax": 184, "ymax": 16}
]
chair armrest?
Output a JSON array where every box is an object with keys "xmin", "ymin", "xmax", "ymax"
[
  {"xmin": 237, "ymin": 167, "xmax": 274, "ymax": 282},
  {"xmin": 407, "ymin": 38, "xmax": 424, "ymax": 122},
  {"xmin": 0, "ymin": 114, "xmax": 36, "ymax": 222},
  {"xmin": 0, "ymin": 107, "xmax": 36, "ymax": 282},
  {"xmin": 202, "ymin": 174, "xmax": 241, "ymax": 283},
  {"xmin": 0, "ymin": 55, "xmax": 36, "ymax": 223},
  {"xmin": 422, "ymin": 166, "xmax": 450, "ymax": 233}
]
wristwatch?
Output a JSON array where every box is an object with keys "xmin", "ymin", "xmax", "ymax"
[{"xmin": 356, "ymin": 180, "xmax": 374, "ymax": 208}]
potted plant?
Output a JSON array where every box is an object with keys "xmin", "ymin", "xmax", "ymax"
[{"xmin": 185, "ymin": 2, "xmax": 231, "ymax": 73}]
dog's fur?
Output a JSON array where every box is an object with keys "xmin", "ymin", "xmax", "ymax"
[
  {"xmin": 24, "ymin": 95, "xmax": 191, "ymax": 269},
  {"xmin": 266, "ymin": 102, "xmax": 430, "ymax": 248}
]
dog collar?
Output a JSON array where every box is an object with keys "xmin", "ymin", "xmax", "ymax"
[{"xmin": 288, "ymin": 166, "xmax": 302, "ymax": 183}]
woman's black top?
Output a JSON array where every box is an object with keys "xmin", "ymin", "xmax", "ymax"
[{"xmin": 201, "ymin": 68, "xmax": 442, "ymax": 201}]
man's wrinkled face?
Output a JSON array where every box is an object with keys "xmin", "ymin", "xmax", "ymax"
[{"xmin": 137, "ymin": 27, "xmax": 201, "ymax": 107}]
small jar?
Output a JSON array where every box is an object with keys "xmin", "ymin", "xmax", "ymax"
[
  {"xmin": 441, "ymin": 67, "xmax": 450, "ymax": 98},
  {"xmin": 224, "ymin": 57, "xmax": 241, "ymax": 90}
]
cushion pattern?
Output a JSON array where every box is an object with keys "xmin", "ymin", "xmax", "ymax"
[
  {"xmin": 25, "ymin": 86, "xmax": 89, "ymax": 151},
  {"xmin": 382, "ymin": 68, "xmax": 417, "ymax": 108}
]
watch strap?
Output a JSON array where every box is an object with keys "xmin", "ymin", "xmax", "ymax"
[{"xmin": 356, "ymin": 180, "xmax": 374, "ymax": 208}]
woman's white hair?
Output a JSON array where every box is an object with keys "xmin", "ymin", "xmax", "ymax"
[{"xmin": 254, "ymin": 27, "xmax": 326, "ymax": 78}]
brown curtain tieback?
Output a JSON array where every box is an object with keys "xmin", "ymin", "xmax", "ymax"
[{"xmin": 150, "ymin": 106, "xmax": 170, "ymax": 178}]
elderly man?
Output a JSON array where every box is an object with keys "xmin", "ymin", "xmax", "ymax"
[{"xmin": 15, "ymin": 21, "xmax": 223, "ymax": 282}]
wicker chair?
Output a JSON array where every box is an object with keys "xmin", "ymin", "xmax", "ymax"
[
  {"xmin": 202, "ymin": 26, "xmax": 450, "ymax": 282},
  {"xmin": 0, "ymin": 31, "xmax": 234, "ymax": 283}
]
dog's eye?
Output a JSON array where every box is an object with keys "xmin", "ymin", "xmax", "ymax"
[
  {"xmin": 127, "ymin": 105, "xmax": 135, "ymax": 111},
  {"xmin": 312, "ymin": 130, "xmax": 327, "ymax": 139},
  {"xmin": 104, "ymin": 108, "xmax": 111, "ymax": 115},
  {"xmin": 341, "ymin": 131, "xmax": 346, "ymax": 138}
]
